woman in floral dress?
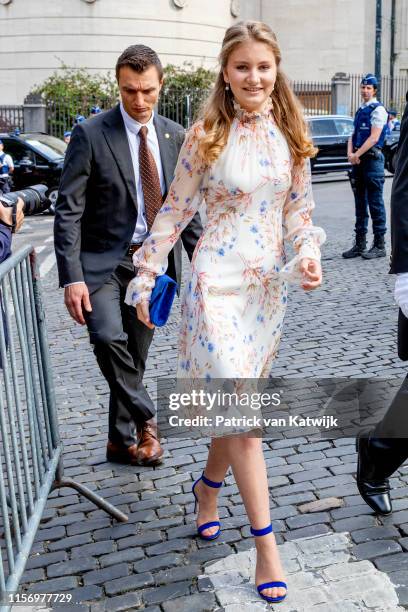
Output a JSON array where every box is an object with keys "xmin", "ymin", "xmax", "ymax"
[{"xmin": 125, "ymin": 21, "xmax": 325, "ymax": 605}]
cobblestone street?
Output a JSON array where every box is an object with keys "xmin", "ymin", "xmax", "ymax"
[{"xmin": 17, "ymin": 175, "xmax": 408, "ymax": 611}]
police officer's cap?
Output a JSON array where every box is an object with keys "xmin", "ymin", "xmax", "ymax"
[
  {"xmin": 388, "ymin": 109, "xmax": 397, "ymax": 116},
  {"xmin": 90, "ymin": 105, "xmax": 101, "ymax": 114},
  {"xmin": 361, "ymin": 74, "xmax": 378, "ymax": 87},
  {"xmin": 64, "ymin": 131, "xmax": 72, "ymax": 138},
  {"xmin": 75, "ymin": 114, "xmax": 86, "ymax": 123}
]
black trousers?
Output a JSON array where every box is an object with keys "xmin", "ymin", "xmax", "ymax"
[
  {"xmin": 352, "ymin": 153, "xmax": 386, "ymax": 237},
  {"xmin": 85, "ymin": 256, "xmax": 155, "ymax": 447},
  {"xmin": 0, "ymin": 178, "xmax": 11, "ymax": 195},
  {"xmin": 371, "ymin": 375, "xmax": 408, "ymax": 478}
]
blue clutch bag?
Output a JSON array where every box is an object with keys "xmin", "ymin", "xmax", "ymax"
[{"xmin": 149, "ymin": 274, "xmax": 178, "ymax": 327}]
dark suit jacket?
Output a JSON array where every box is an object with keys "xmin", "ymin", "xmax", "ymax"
[
  {"xmin": 390, "ymin": 95, "xmax": 408, "ymax": 275},
  {"xmin": 54, "ymin": 104, "xmax": 202, "ymax": 293},
  {"xmin": 389, "ymin": 92, "xmax": 408, "ymax": 359}
]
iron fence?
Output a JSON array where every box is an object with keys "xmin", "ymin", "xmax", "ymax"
[
  {"xmin": 45, "ymin": 89, "xmax": 208, "ymax": 136},
  {"xmin": 15, "ymin": 73, "xmax": 408, "ymax": 141},
  {"xmin": 293, "ymin": 81, "xmax": 333, "ymax": 116},
  {"xmin": 46, "ymin": 94, "xmax": 118, "ymax": 139},
  {"xmin": 159, "ymin": 83, "xmax": 334, "ymax": 124},
  {"xmin": 0, "ymin": 246, "xmax": 127, "ymax": 612},
  {"xmin": 0, "ymin": 107, "xmax": 24, "ymax": 133},
  {"xmin": 350, "ymin": 73, "xmax": 408, "ymax": 116},
  {"xmin": 44, "ymin": 80, "xmax": 335, "ymax": 137},
  {"xmin": 158, "ymin": 87, "xmax": 209, "ymax": 128}
]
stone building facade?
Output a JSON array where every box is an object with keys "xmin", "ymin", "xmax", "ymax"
[{"xmin": 0, "ymin": 0, "xmax": 407, "ymax": 103}]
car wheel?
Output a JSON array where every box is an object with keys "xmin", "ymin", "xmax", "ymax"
[{"xmin": 46, "ymin": 187, "xmax": 58, "ymax": 214}]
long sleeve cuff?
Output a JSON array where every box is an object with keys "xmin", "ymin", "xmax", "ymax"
[
  {"xmin": 280, "ymin": 226, "xmax": 326, "ymax": 283},
  {"xmin": 124, "ymin": 271, "xmax": 156, "ymax": 306}
]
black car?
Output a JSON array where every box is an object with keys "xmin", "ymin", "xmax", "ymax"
[
  {"xmin": 383, "ymin": 124, "xmax": 400, "ymax": 173},
  {"xmin": 307, "ymin": 115, "xmax": 400, "ymax": 175},
  {"xmin": 0, "ymin": 132, "xmax": 66, "ymax": 211}
]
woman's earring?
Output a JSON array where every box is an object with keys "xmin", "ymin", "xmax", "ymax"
[{"xmin": 225, "ymin": 83, "xmax": 230, "ymax": 91}]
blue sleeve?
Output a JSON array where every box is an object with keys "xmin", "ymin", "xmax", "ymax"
[{"xmin": 0, "ymin": 225, "xmax": 12, "ymax": 263}]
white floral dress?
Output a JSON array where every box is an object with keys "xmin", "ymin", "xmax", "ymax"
[{"xmin": 125, "ymin": 100, "xmax": 326, "ymax": 382}]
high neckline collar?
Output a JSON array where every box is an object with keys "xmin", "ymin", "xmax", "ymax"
[{"xmin": 233, "ymin": 97, "xmax": 273, "ymax": 123}]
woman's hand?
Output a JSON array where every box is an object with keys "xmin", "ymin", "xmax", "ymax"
[
  {"xmin": 299, "ymin": 258, "xmax": 322, "ymax": 291},
  {"xmin": 136, "ymin": 301, "xmax": 155, "ymax": 329},
  {"xmin": 348, "ymin": 152, "xmax": 360, "ymax": 165}
]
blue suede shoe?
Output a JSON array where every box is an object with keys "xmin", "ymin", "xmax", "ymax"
[
  {"xmin": 250, "ymin": 524, "xmax": 287, "ymax": 604},
  {"xmin": 192, "ymin": 472, "xmax": 223, "ymax": 540}
]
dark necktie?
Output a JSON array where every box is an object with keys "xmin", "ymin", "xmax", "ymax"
[{"xmin": 138, "ymin": 125, "xmax": 162, "ymax": 230}]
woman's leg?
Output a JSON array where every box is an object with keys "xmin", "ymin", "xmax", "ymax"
[
  {"xmin": 194, "ymin": 438, "xmax": 230, "ymax": 537},
  {"xmin": 227, "ymin": 435, "xmax": 286, "ymax": 600}
]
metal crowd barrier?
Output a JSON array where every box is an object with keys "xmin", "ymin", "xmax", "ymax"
[{"xmin": 0, "ymin": 246, "xmax": 127, "ymax": 611}]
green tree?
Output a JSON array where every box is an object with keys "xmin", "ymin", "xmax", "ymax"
[
  {"xmin": 30, "ymin": 64, "xmax": 119, "ymax": 137},
  {"xmin": 159, "ymin": 63, "xmax": 215, "ymax": 126},
  {"xmin": 163, "ymin": 62, "xmax": 215, "ymax": 91},
  {"xmin": 31, "ymin": 62, "xmax": 216, "ymax": 135},
  {"xmin": 31, "ymin": 64, "xmax": 118, "ymax": 100}
]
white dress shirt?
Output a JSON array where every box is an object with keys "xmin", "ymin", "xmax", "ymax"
[{"xmin": 119, "ymin": 103, "xmax": 166, "ymax": 244}]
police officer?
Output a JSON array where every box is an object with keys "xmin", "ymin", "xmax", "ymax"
[
  {"xmin": 343, "ymin": 74, "xmax": 388, "ymax": 259},
  {"xmin": 74, "ymin": 114, "xmax": 86, "ymax": 126},
  {"xmin": 90, "ymin": 105, "xmax": 102, "ymax": 117},
  {"xmin": 387, "ymin": 109, "xmax": 401, "ymax": 133},
  {"xmin": 0, "ymin": 139, "xmax": 14, "ymax": 195}
]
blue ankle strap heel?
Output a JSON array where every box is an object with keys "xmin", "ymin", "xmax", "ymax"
[
  {"xmin": 192, "ymin": 473, "xmax": 223, "ymax": 541},
  {"xmin": 251, "ymin": 523, "xmax": 287, "ymax": 604}
]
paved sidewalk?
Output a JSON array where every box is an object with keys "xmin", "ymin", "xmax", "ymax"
[
  {"xmin": 201, "ymin": 532, "xmax": 403, "ymax": 611},
  {"xmin": 18, "ymin": 180, "xmax": 408, "ymax": 611}
]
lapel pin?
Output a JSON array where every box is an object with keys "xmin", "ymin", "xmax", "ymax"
[{"xmin": 165, "ymin": 133, "xmax": 170, "ymax": 139}]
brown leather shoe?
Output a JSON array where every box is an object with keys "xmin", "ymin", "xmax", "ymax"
[
  {"xmin": 106, "ymin": 441, "xmax": 139, "ymax": 465},
  {"xmin": 136, "ymin": 419, "xmax": 164, "ymax": 466}
]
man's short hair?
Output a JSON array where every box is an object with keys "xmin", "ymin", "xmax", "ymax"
[{"xmin": 116, "ymin": 45, "xmax": 163, "ymax": 81}]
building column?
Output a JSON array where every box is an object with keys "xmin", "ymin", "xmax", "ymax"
[
  {"xmin": 331, "ymin": 72, "xmax": 351, "ymax": 116},
  {"xmin": 23, "ymin": 94, "xmax": 47, "ymax": 133}
]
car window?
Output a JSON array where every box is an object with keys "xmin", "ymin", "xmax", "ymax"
[
  {"xmin": 309, "ymin": 119, "xmax": 337, "ymax": 137},
  {"xmin": 19, "ymin": 134, "xmax": 66, "ymax": 160},
  {"xmin": 35, "ymin": 153, "xmax": 50, "ymax": 166},
  {"xmin": 334, "ymin": 118, "xmax": 354, "ymax": 136},
  {"xmin": 1, "ymin": 140, "xmax": 35, "ymax": 163}
]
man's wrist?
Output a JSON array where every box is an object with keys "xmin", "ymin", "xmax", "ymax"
[{"xmin": 64, "ymin": 281, "xmax": 86, "ymax": 288}]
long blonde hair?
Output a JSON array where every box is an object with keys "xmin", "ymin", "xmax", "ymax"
[{"xmin": 198, "ymin": 21, "xmax": 316, "ymax": 166}]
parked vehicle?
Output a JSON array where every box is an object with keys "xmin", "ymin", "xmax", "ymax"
[
  {"xmin": 307, "ymin": 115, "xmax": 354, "ymax": 174},
  {"xmin": 0, "ymin": 132, "xmax": 66, "ymax": 212},
  {"xmin": 307, "ymin": 115, "xmax": 400, "ymax": 175},
  {"xmin": 383, "ymin": 124, "xmax": 400, "ymax": 174}
]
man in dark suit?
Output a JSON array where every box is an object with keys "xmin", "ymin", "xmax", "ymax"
[
  {"xmin": 356, "ymin": 92, "xmax": 408, "ymax": 514},
  {"xmin": 54, "ymin": 45, "xmax": 202, "ymax": 467}
]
